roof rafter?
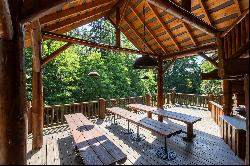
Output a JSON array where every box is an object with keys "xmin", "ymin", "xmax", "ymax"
[
  {"xmin": 128, "ymin": 5, "xmax": 169, "ymax": 54},
  {"xmin": 198, "ymin": 0, "xmax": 214, "ymax": 26},
  {"xmin": 182, "ymin": 23, "xmax": 198, "ymax": 46},
  {"xmin": 147, "ymin": 2, "xmax": 181, "ymax": 51},
  {"xmin": 119, "ymin": 0, "xmax": 130, "ymax": 26},
  {"xmin": 43, "ymin": 6, "xmax": 111, "ymax": 32},
  {"xmin": 40, "ymin": 0, "xmax": 115, "ymax": 26},
  {"xmin": 146, "ymin": 0, "xmax": 219, "ymax": 36}
]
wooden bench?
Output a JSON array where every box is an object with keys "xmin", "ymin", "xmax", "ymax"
[
  {"xmin": 65, "ymin": 113, "xmax": 127, "ymax": 165},
  {"xmin": 106, "ymin": 107, "xmax": 182, "ymax": 161},
  {"xmin": 127, "ymin": 104, "xmax": 202, "ymax": 141}
]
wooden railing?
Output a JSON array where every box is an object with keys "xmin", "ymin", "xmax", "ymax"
[
  {"xmin": 27, "ymin": 93, "xmax": 223, "ymax": 129},
  {"xmin": 208, "ymin": 101, "xmax": 224, "ymax": 126}
]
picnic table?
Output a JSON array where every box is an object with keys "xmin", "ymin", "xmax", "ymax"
[
  {"xmin": 106, "ymin": 107, "xmax": 182, "ymax": 161},
  {"xmin": 65, "ymin": 113, "xmax": 127, "ymax": 165},
  {"xmin": 127, "ymin": 104, "xmax": 202, "ymax": 141}
]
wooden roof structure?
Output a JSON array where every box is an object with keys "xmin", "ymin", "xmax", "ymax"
[{"xmin": 1, "ymin": 0, "xmax": 248, "ymax": 60}]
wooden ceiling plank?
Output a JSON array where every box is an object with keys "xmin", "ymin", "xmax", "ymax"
[
  {"xmin": 124, "ymin": 18, "xmax": 155, "ymax": 53},
  {"xmin": 128, "ymin": 5, "xmax": 168, "ymax": 54},
  {"xmin": 147, "ymin": 2, "xmax": 181, "ymax": 51},
  {"xmin": 42, "ymin": 31, "xmax": 161, "ymax": 57},
  {"xmin": 43, "ymin": 6, "xmax": 111, "ymax": 32},
  {"xmin": 146, "ymin": 0, "xmax": 219, "ymax": 36},
  {"xmin": 233, "ymin": 0, "xmax": 242, "ymax": 14},
  {"xmin": 40, "ymin": 0, "xmax": 115, "ymax": 25},
  {"xmin": 21, "ymin": 0, "xmax": 74, "ymax": 23},
  {"xmin": 0, "ymin": 0, "xmax": 13, "ymax": 40}
]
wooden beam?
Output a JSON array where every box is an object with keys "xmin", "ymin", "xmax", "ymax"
[
  {"xmin": 163, "ymin": 43, "xmax": 217, "ymax": 60},
  {"xmin": 231, "ymin": 41, "xmax": 249, "ymax": 59},
  {"xmin": 180, "ymin": 0, "xmax": 191, "ymax": 12},
  {"xmin": 0, "ymin": 0, "xmax": 13, "ymax": 40},
  {"xmin": 119, "ymin": 0, "xmax": 130, "ymax": 26},
  {"xmin": 199, "ymin": 52, "xmax": 218, "ymax": 68},
  {"xmin": 107, "ymin": 0, "xmax": 123, "ymax": 17},
  {"xmin": 39, "ymin": 0, "xmax": 115, "ymax": 25},
  {"xmin": 245, "ymin": 74, "xmax": 249, "ymax": 165},
  {"xmin": 43, "ymin": 5, "xmax": 111, "ymax": 32},
  {"xmin": 221, "ymin": 58, "xmax": 249, "ymax": 77},
  {"xmin": 107, "ymin": 16, "xmax": 153, "ymax": 54},
  {"xmin": 41, "ymin": 43, "xmax": 72, "ymax": 67},
  {"xmin": 42, "ymin": 31, "xmax": 161, "ymax": 57},
  {"xmin": 157, "ymin": 57, "xmax": 164, "ymax": 122},
  {"xmin": 21, "ymin": 0, "xmax": 73, "ymax": 23},
  {"xmin": 146, "ymin": 0, "xmax": 219, "ymax": 36},
  {"xmin": 31, "ymin": 21, "xmax": 44, "ymax": 150},
  {"xmin": 201, "ymin": 69, "xmax": 220, "ymax": 80},
  {"xmin": 116, "ymin": 8, "xmax": 121, "ymax": 47},
  {"xmin": 124, "ymin": 18, "xmax": 155, "ymax": 53},
  {"xmin": 198, "ymin": 0, "xmax": 214, "ymax": 26},
  {"xmin": 147, "ymin": 2, "xmax": 181, "ymax": 51},
  {"xmin": 221, "ymin": 9, "xmax": 249, "ymax": 37},
  {"xmin": 129, "ymin": 5, "xmax": 169, "ymax": 54},
  {"xmin": 0, "ymin": 0, "xmax": 27, "ymax": 164}
]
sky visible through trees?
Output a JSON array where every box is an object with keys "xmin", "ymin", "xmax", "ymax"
[{"xmin": 25, "ymin": 18, "xmax": 221, "ymax": 105}]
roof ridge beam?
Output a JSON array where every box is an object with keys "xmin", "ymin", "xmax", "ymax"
[{"xmin": 146, "ymin": 0, "xmax": 219, "ymax": 36}]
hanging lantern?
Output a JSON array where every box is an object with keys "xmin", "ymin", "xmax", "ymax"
[
  {"xmin": 133, "ymin": 56, "xmax": 158, "ymax": 69},
  {"xmin": 88, "ymin": 71, "xmax": 100, "ymax": 77}
]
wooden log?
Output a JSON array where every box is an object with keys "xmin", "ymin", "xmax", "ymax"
[
  {"xmin": 146, "ymin": 0, "xmax": 218, "ymax": 36},
  {"xmin": 157, "ymin": 58, "xmax": 164, "ymax": 122},
  {"xmin": 223, "ymin": 80, "xmax": 233, "ymax": 116},
  {"xmin": 41, "ymin": 42, "xmax": 72, "ymax": 67},
  {"xmin": 99, "ymin": 98, "xmax": 106, "ymax": 119},
  {"xmin": 21, "ymin": 0, "xmax": 73, "ymax": 23},
  {"xmin": 180, "ymin": 0, "xmax": 191, "ymax": 12},
  {"xmin": 42, "ymin": 31, "xmax": 160, "ymax": 57},
  {"xmin": 245, "ymin": 74, "xmax": 249, "ymax": 165},
  {"xmin": 199, "ymin": 53, "xmax": 218, "ymax": 68},
  {"xmin": 163, "ymin": 43, "xmax": 217, "ymax": 60},
  {"xmin": 31, "ymin": 21, "xmax": 44, "ymax": 150},
  {"xmin": 116, "ymin": 7, "xmax": 121, "ymax": 48},
  {"xmin": 0, "ymin": 0, "xmax": 27, "ymax": 164},
  {"xmin": 217, "ymin": 33, "xmax": 225, "ymax": 78},
  {"xmin": 0, "ymin": 0, "xmax": 13, "ymax": 40}
]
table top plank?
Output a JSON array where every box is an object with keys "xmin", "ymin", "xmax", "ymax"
[{"xmin": 127, "ymin": 104, "xmax": 201, "ymax": 124}]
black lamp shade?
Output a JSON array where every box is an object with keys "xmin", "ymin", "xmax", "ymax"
[
  {"xmin": 133, "ymin": 56, "xmax": 158, "ymax": 69},
  {"xmin": 141, "ymin": 75, "xmax": 150, "ymax": 80},
  {"xmin": 88, "ymin": 71, "xmax": 100, "ymax": 77}
]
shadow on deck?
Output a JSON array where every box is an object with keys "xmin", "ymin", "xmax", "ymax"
[{"xmin": 27, "ymin": 107, "xmax": 244, "ymax": 165}]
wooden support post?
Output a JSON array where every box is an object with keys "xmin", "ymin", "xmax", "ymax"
[
  {"xmin": 28, "ymin": 101, "xmax": 32, "ymax": 134},
  {"xmin": 208, "ymin": 94, "xmax": 214, "ymax": 111},
  {"xmin": 157, "ymin": 58, "xmax": 164, "ymax": 122},
  {"xmin": 31, "ymin": 21, "xmax": 44, "ymax": 150},
  {"xmin": 145, "ymin": 94, "xmax": 152, "ymax": 118},
  {"xmin": 245, "ymin": 74, "xmax": 249, "ymax": 165},
  {"xmin": 99, "ymin": 98, "xmax": 106, "ymax": 119},
  {"xmin": 116, "ymin": 7, "xmax": 121, "ymax": 47},
  {"xmin": 0, "ymin": 0, "xmax": 27, "ymax": 164},
  {"xmin": 223, "ymin": 80, "xmax": 233, "ymax": 116}
]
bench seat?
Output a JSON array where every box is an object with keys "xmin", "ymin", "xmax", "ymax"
[{"xmin": 65, "ymin": 113, "xmax": 127, "ymax": 165}]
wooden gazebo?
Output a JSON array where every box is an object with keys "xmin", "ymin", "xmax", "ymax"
[{"xmin": 0, "ymin": 0, "xmax": 249, "ymax": 164}]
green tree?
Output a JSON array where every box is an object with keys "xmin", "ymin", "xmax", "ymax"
[{"xmin": 200, "ymin": 61, "xmax": 222, "ymax": 94}]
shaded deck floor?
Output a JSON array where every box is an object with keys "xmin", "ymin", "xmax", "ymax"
[{"xmin": 27, "ymin": 106, "xmax": 244, "ymax": 165}]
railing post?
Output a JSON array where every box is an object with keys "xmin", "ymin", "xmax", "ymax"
[
  {"xmin": 208, "ymin": 94, "xmax": 214, "ymax": 111},
  {"xmin": 99, "ymin": 98, "xmax": 106, "ymax": 119},
  {"xmin": 170, "ymin": 90, "xmax": 176, "ymax": 106},
  {"xmin": 146, "ymin": 94, "xmax": 152, "ymax": 106}
]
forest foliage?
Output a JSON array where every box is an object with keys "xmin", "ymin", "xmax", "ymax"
[{"xmin": 25, "ymin": 18, "xmax": 221, "ymax": 105}]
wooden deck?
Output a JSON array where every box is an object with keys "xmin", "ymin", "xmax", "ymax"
[{"xmin": 27, "ymin": 106, "xmax": 244, "ymax": 165}]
